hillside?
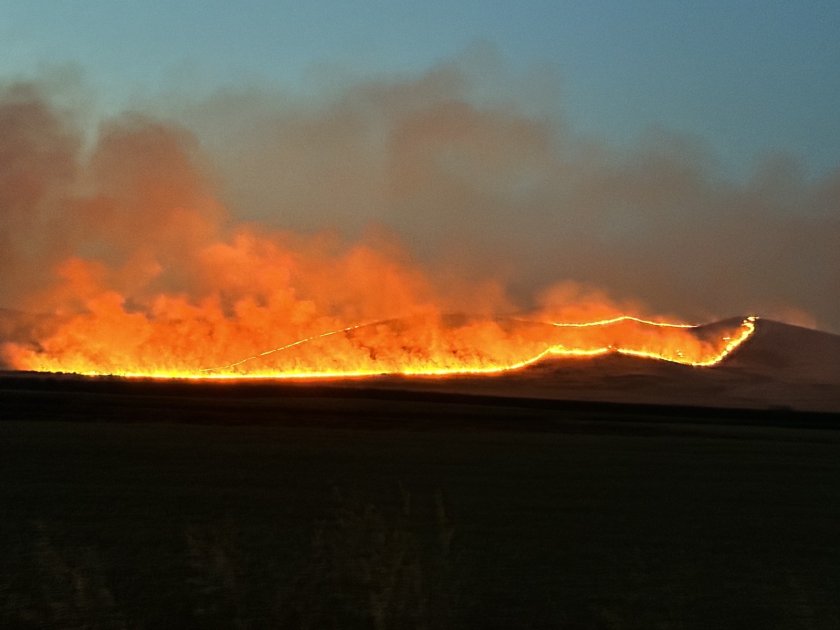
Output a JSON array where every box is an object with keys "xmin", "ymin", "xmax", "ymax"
[
  {"xmin": 2, "ymin": 314, "xmax": 839, "ymax": 412},
  {"xmin": 359, "ymin": 318, "xmax": 840, "ymax": 413}
]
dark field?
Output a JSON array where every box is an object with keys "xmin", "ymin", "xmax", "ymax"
[{"xmin": 3, "ymin": 377, "xmax": 840, "ymax": 628}]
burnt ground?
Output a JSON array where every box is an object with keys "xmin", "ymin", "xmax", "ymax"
[{"xmin": 2, "ymin": 374, "xmax": 840, "ymax": 629}]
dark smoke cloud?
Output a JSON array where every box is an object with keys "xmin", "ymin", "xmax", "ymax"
[{"xmin": 1, "ymin": 57, "xmax": 839, "ymax": 335}]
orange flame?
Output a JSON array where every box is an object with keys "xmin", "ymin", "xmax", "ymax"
[
  {"xmin": 6, "ymin": 305, "xmax": 757, "ymax": 380},
  {"xmin": 0, "ymin": 108, "xmax": 759, "ymax": 381}
]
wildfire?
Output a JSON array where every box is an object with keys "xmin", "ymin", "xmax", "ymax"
[
  {"xmin": 6, "ymin": 310, "xmax": 757, "ymax": 380},
  {"xmin": 0, "ymin": 90, "xmax": 763, "ymax": 383}
]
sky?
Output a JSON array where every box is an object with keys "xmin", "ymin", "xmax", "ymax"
[
  {"xmin": 1, "ymin": 1, "xmax": 839, "ymax": 335},
  {"xmin": 2, "ymin": 0, "xmax": 839, "ymax": 179}
]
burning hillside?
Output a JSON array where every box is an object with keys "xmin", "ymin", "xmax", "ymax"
[
  {"xmin": 0, "ymin": 72, "xmax": 836, "ymax": 381},
  {"xmin": 2, "ymin": 312, "xmax": 756, "ymax": 379}
]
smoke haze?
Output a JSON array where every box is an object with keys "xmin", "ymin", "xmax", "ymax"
[
  {"xmin": 0, "ymin": 58, "xmax": 838, "ymax": 373},
  {"xmin": 167, "ymin": 60, "xmax": 840, "ymax": 330}
]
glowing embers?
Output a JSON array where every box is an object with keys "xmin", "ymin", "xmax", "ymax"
[{"xmin": 13, "ymin": 313, "xmax": 757, "ymax": 379}]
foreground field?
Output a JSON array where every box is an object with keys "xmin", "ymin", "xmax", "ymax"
[{"xmin": 2, "ymin": 378, "xmax": 840, "ymax": 628}]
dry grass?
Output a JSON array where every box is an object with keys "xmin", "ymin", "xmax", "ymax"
[
  {"xmin": 3, "ymin": 488, "xmax": 460, "ymax": 629},
  {"xmin": 279, "ymin": 485, "xmax": 458, "ymax": 630},
  {"xmin": 7, "ymin": 522, "xmax": 127, "ymax": 629},
  {"xmin": 4, "ymin": 412, "xmax": 840, "ymax": 628}
]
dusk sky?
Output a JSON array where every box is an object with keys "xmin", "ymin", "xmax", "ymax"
[{"xmin": 3, "ymin": 0, "xmax": 839, "ymax": 178}]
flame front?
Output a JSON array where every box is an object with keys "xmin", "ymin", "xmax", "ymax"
[{"xmin": 7, "ymin": 308, "xmax": 757, "ymax": 380}]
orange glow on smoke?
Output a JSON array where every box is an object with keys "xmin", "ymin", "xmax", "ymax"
[{"xmin": 0, "ymin": 110, "xmax": 759, "ymax": 381}]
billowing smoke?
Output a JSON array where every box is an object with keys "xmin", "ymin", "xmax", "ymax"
[
  {"xmin": 0, "ymin": 58, "xmax": 837, "ymax": 374},
  {"xmin": 166, "ymin": 59, "xmax": 839, "ymax": 329}
]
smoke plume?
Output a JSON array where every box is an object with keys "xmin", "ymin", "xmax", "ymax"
[
  {"xmin": 166, "ymin": 60, "xmax": 839, "ymax": 329},
  {"xmin": 0, "ymin": 59, "xmax": 837, "ymax": 374}
]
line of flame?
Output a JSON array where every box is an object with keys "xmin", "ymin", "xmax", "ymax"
[
  {"xmin": 516, "ymin": 314, "xmax": 698, "ymax": 329},
  {"xmin": 61, "ymin": 316, "xmax": 757, "ymax": 381},
  {"xmin": 197, "ymin": 322, "xmax": 369, "ymax": 373}
]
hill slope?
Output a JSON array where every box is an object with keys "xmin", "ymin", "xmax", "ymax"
[
  {"xmin": 359, "ymin": 318, "xmax": 840, "ymax": 413},
  {"xmin": 727, "ymin": 318, "xmax": 840, "ymax": 382},
  {"xmin": 2, "ymin": 314, "xmax": 838, "ymax": 412}
]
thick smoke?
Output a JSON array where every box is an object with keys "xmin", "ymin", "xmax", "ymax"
[
  {"xmin": 0, "ymin": 57, "xmax": 838, "ymax": 369},
  {"xmin": 168, "ymin": 61, "xmax": 840, "ymax": 330}
]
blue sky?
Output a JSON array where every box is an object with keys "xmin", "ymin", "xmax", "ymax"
[{"xmin": 2, "ymin": 0, "xmax": 839, "ymax": 179}]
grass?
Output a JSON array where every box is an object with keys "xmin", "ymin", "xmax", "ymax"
[
  {"xmin": 3, "ymin": 480, "xmax": 459, "ymax": 629},
  {"xmin": 2, "ymin": 384, "xmax": 840, "ymax": 628}
]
